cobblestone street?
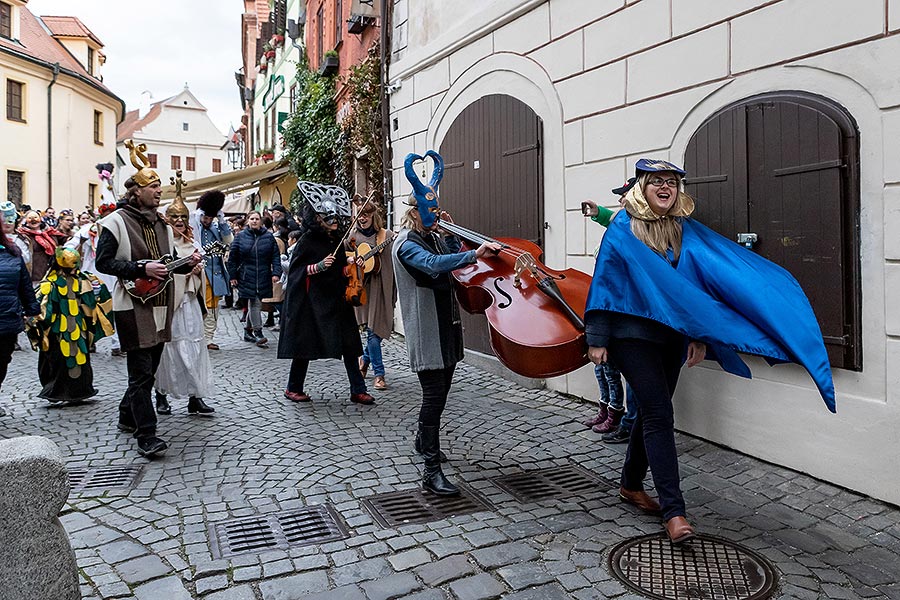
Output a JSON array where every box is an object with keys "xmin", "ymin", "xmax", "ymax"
[{"xmin": 1, "ymin": 309, "xmax": 898, "ymax": 600}]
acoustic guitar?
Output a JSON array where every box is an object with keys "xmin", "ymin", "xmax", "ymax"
[
  {"xmin": 352, "ymin": 236, "xmax": 393, "ymax": 275},
  {"xmin": 122, "ymin": 241, "xmax": 228, "ymax": 303}
]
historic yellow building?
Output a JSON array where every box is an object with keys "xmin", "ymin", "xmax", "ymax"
[{"xmin": 0, "ymin": 0, "xmax": 123, "ymax": 212}]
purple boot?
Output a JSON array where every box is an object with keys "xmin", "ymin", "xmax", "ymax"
[
  {"xmin": 582, "ymin": 402, "xmax": 609, "ymax": 428},
  {"xmin": 593, "ymin": 407, "xmax": 624, "ymax": 433}
]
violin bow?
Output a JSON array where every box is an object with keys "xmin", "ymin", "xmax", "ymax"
[{"xmin": 329, "ymin": 191, "xmax": 377, "ymax": 258}]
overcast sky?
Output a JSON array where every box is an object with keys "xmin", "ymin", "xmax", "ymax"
[{"xmin": 29, "ymin": 0, "xmax": 245, "ymax": 134}]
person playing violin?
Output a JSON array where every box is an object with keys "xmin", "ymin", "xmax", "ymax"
[
  {"xmin": 277, "ymin": 182, "xmax": 375, "ymax": 406},
  {"xmin": 348, "ymin": 199, "xmax": 396, "ymax": 391},
  {"xmin": 392, "ymin": 156, "xmax": 500, "ymax": 496}
]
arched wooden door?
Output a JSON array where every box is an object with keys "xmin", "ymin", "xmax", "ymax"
[
  {"xmin": 438, "ymin": 94, "xmax": 544, "ymax": 356},
  {"xmin": 684, "ymin": 92, "xmax": 861, "ymax": 370}
]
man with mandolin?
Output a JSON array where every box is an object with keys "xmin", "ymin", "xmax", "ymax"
[
  {"xmin": 348, "ymin": 197, "xmax": 396, "ymax": 391},
  {"xmin": 95, "ymin": 140, "xmax": 201, "ymax": 458}
]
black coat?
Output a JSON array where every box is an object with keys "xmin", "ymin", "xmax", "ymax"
[
  {"xmin": 227, "ymin": 227, "xmax": 282, "ymax": 300},
  {"xmin": 0, "ymin": 247, "xmax": 40, "ymax": 335},
  {"xmin": 277, "ymin": 229, "xmax": 362, "ymax": 360}
]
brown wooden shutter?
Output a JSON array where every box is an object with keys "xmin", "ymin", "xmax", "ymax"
[
  {"xmin": 685, "ymin": 93, "xmax": 861, "ymax": 370},
  {"xmin": 439, "ymin": 94, "xmax": 544, "ymax": 356}
]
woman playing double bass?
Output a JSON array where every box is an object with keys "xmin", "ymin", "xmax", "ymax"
[{"xmin": 392, "ymin": 155, "xmax": 500, "ymax": 496}]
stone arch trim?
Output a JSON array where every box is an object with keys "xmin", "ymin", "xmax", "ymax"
[{"xmin": 428, "ymin": 53, "xmax": 567, "ymax": 266}]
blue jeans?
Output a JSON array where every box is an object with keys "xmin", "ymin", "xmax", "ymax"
[
  {"xmin": 622, "ymin": 381, "xmax": 638, "ymax": 430},
  {"xmin": 593, "ymin": 362, "xmax": 624, "ymax": 410},
  {"xmin": 361, "ymin": 328, "xmax": 384, "ymax": 377},
  {"xmin": 610, "ymin": 337, "xmax": 686, "ymax": 521}
]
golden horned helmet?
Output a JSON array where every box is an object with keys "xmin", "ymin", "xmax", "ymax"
[
  {"xmin": 165, "ymin": 170, "xmax": 190, "ymax": 220},
  {"xmin": 124, "ymin": 139, "xmax": 160, "ymax": 187}
]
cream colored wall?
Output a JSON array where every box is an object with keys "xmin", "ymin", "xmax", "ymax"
[
  {"xmin": 1, "ymin": 54, "xmax": 117, "ymax": 211},
  {"xmin": 388, "ymin": 0, "xmax": 900, "ymax": 505}
]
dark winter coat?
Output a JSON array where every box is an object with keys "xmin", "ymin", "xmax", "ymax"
[
  {"xmin": 0, "ymin": 246, "xmax": 40, "ymax": 335},
  {"xmin": 277, "ymin": 229, "xmax": 362, "ymax": 360},
  {"xmin": 227, "ymin": 227, "xmax": 282, "ymax": 300}
]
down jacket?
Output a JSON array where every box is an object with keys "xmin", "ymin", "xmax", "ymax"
[
  {"xmin": 227, "ymin": 227, "xmax": 283, "ymax": 300},
  {"xmin": 0, "ymin": 247, "xmax": 40, "ymax": 335}
]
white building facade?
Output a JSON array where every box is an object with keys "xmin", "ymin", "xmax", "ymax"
[
  {"xmin": 116, "ymin": 87, "xmax": 228, "ymax": 195},
  {"xmin": 387, "ymin": 0, "xmax": 900, "ymax": 505}
]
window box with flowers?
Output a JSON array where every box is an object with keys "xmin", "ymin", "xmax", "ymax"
[
  {"xmin": 271, "ymin": 34, "xmax": 285, "ymax": 47},
  {"xmin": 258, "ymin": 60, "xmax": 268, "ymax": 73},
  {"xmin": 256, "ymin": 148, "xmax": 275, "ymax": 163}
]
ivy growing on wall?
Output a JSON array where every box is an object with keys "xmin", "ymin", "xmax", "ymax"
[
  {"xmin": 340, "ymin": 42, "xmax": 384, "ymax": 203},
  {"xmin": 282, "ymin": 55, "xmax": 343, "ymax": 192}
]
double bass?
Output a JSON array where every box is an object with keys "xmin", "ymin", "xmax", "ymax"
[{"xmin": 405, "ymin": 151, "xmax": 592, "ymax": 379}]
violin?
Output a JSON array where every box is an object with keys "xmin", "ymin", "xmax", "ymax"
[
  {"xmin": 344, "ymin": 240, "xmax": 367, "ymax": 306},
  {"xmin": 438, "ymin": 218, "xmax": 592, "ymax": 379}
]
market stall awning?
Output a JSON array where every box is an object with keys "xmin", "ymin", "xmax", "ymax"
[{"xmin": 160, "ymin": 160, "xmax": 291, "ymax": 201}]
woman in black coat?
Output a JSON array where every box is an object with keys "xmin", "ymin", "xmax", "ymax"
[
  {"xmin": 277, "ymin": 193, "xmax": 373, "ymax": 406},
  {"xmin": 227, "ymin": 211, "xmax": 282, "ymax": 348},
  {"xmin": 0, "ymin": 205, "xmax": 41, "ymax": 416}
]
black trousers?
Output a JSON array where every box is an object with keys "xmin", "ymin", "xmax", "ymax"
[
  {"xmin": 608, "ymin": 337, "xmax": 686, "ymax": 521},
  {"xmin": 288, "ymin": 356, "xmax": 367, "ymax": 395},
  {"xmin": 417, "ymin": 366, "xmax": 456, "ymax": 426},
  {"xmin": 118, "ymin": 343, "xmax": 164, "ymax": 438},
  {"xmin": 0, "ymin": 332, "xmax": 17, "ymax": 391}
]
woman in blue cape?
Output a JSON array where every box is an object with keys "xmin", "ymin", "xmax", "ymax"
[{"xmin": 585, "ymin": 158, "xmax": 834, "ymax": 544}]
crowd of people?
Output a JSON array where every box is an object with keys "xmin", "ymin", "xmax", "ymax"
[{"xmin": 0, "ymin": 144, "xmax": 834, "ymax": 547}]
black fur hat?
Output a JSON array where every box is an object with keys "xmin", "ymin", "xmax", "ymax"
[{"xmin": 197, "ymin": 190, "xmax": 226, "ymax": 216}]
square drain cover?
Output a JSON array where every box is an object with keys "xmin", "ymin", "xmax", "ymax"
[
  {"xmin": 210, "ymin": 505, "xmax": 348, "ymax": 559},
  {"xmin": 491, "ymin": 464, "xmax": 611, "ymax": 502},
  {"xmin": 362, "ymin": 484, "xmax": 492, "ymax": 528},
  {"xmin": 68, "ymin": 465, "xmax": 143, "ymax": 495}
]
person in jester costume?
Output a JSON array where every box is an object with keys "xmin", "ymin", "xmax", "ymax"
[{"xmin": 27, "ymin": 246, "xmax": 115, "ymax": 403}]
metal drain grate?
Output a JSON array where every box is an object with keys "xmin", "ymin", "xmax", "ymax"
[
  {"xmin": 362, "ymin": 484, "xmax": 492, "ymax": 528},
  {"xmin": 609, "ymin": 533, "xmax": 779, "ymax": 600},
  {"xmin": 210, "ymin": 505, "xmax": 348, "ymax": 559},
  {"xmin": 68, "ymin": 465, "xmax": 143, "ymax": 495},
  {"xmin": 490, "ymin": 464, "xmax": 611, "ymax": 502}
]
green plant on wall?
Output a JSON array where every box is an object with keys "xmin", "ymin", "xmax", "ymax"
[
  {"xmin": 340, "ymin": 42, "xmax": 384, "ymax": 203},
  {"xmin": 282, "ymin": 54, "xmax": 343, "ymax": 192}
]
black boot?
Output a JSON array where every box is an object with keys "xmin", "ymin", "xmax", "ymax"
[
  {"xmin": 419, "ymin": 424, "xmax": 459, "ymax": 496},
  {"xmin": 188, "ymin": 396, "xmax": 215, "ymax": 415},
  {"xmin": 155, "ymin": 392, "xmax": 171, "ymax": 415},
  {"xmin": 264, "ymin": 312, "xmax": 275, "ymax": 327},
  {"xmin": 243, "ymin": 327, "xmax": 258, "ymax": 343},
  {"xmin": 414, "ymin": 423, "xmax": 448, "ymax": 463}
]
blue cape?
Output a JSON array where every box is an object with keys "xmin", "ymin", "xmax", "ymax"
[{"xmin": 585, "ymin": 212, "xmax": 836, "ymax": 412}]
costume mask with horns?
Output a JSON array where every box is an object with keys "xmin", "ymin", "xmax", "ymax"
[{"xmin": 404, "ymin": 150, "xmax": 444, "ymax": 228}]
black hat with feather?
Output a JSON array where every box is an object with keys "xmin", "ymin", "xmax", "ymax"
[{"xmin": 197, "ymin": 190, "xmax": 226, "ymax": 217}]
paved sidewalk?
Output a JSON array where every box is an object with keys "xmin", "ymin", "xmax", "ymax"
[{"xmin": 1, "ymin": 309, "xmax": 898, "ymax": 599}]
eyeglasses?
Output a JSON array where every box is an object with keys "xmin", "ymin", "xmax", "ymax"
[{"xmin": 648, "ymin": 177, "xmax": 679, "ymax": 188}]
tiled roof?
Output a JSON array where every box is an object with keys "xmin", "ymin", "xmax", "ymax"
[
  {"xmin": 116, "ymin": 101, "xmax": 165, "ymax": 143},
  {"xmin": 0, "ymin": 7, "xmax": 118, "ymax": 104},
  {"xmin": 40, "ymin": 15, "xmax": 104, "ymax": 47}
]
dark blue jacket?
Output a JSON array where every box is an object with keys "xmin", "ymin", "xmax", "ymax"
[
  {"xmin": 0, "ymin": 246, "xmax": 40, "ymax": 335},
  {"xmin": 227, "ymin": 227, "xmax": 282, "ymax": 300}
]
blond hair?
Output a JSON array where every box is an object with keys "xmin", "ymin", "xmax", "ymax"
[
  {"xmin": 400, "ymin": 196, "xmax": 425, "ymax": 232},
  {"xmin": 628, "ymin": 172, "xmax": 686, "ymax": 261}
]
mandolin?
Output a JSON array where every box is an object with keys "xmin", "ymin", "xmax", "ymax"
[{"xmin": 122, "ymin": 241, "xmax": 228, "ymax": 303}]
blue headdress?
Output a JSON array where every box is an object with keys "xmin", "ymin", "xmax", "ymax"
[{"xmin": 404, "ymin": 151, "xmax": 444, "ymax": 228}]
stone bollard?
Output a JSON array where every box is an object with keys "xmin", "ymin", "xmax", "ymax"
[{"xmin": 0, "ymin": 436, "xmax": 80, "ymax": 600}]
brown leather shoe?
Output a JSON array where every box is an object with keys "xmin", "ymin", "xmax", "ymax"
[
  {"xmin": 373, "ymin": 376, "xmax": 388, "ymax": 391},
  {"xmin": 619, "ymin": 487, "xmax": 662, "ymax": 515},
  {"xmin": 350, "ymin": 392, "xmax": 375, "ymax": 405},
  {"xmin": 284, "ymin": 390, "xmax": 311, "ymax": 403},
  {"xmin": 207, "ymin": 343, "xmax": 220, "ymax": 351},
  {"xmin": 665, "ymin": 516, "xmax": 696, "ymax": 544}
]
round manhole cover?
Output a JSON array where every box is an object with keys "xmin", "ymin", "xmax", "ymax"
[{"xmin": 608, "ymin": 533, "xmax": 779, "ymax": 600}]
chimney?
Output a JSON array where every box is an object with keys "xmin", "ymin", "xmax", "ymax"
[{"xmin": 138, "ymin": 90, "xmax": 153, "ymax": 119}]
